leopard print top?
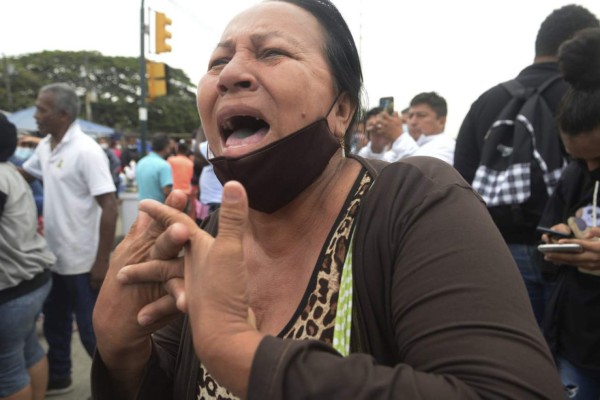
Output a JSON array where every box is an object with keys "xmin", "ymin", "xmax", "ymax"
[{"xmin": 196, "ymin": 169, "xmax": 372, "ymax": 400}]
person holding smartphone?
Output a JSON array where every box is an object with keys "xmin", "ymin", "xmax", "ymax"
[
  {"xmin": 356, "ymin": 107, "xmax": 392, "ymax": 161},
  {"xmin": 537, "ymin": 28, "xmax": 600, "ymax": 398},
  {"xmin": 379, "ymin": 92, "xmax": 455, "ymax": 165},
  {"xmin": 371, "ymin": 101, "xmax": 418, "ymax": 161}
]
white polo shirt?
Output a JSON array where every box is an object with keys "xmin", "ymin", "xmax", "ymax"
[
  {"xmin": 413, "ymin": 132, "xmax": 456, "ymax": 165},
  {"xmin": 23, "ymin": 122, "xmax": 115, "ymax": 275},
  {"xmin": 383, "ymin": 133, "xmax": 419, "ymax": 163}
]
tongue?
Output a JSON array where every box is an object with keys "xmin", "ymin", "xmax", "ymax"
[{"xmin": 225, "ymin": 127, "xmax": 268, "ymax": 147}]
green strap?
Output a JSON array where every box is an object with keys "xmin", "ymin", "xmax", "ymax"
[{"xmin": 332, "ymin": 230, "xmax": 354, "ymax": 356}]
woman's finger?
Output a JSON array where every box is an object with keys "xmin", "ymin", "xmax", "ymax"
[
  {"xmin": 164, "ymin": 278, "xmax": 187, "ymax": 312},
  {"xmin": 150, "ymin": 222, "xmax": 191, "ymax": 261},
  {"xmin": 165, "ymin": 189, "xmax": 189, "ymax": 211},
  {"xmin": 138, "ymin": 200, "xmax": 206, "ymax": 261},
  {"xmin": 137, "ymin": 294, "xmax": 180, "ymax": 327},
  {"xmin": 117, "ymin": 258, "xmax": 184, "ymax": 285},
  {"xmin": 139, "ymin": 198, "xmax": 200, "ymax": 232}
]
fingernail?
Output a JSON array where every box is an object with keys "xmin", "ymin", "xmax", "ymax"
[
  {"xmin": 116, "ymin": 267, "xmax": 129, "ymax": 283},
  {"xmin": 139, "ymin": 315, "xmax": 152, "ymax": 326},
  {"xmin": 223, "ymin": 184, "xmax": 242, "ymax": 202}
]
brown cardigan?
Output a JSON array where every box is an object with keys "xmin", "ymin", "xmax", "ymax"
[{"xmin": 92, "ymin": 155, "xmax": 564, "ymax": 399}]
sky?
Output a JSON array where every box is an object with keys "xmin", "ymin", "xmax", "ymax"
[{"xmin": 3, "ymin": 0, "xmax": 600, "ymax": 136}]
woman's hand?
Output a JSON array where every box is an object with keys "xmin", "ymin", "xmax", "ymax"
[
  {"xmin": 139, "ymin": 181, "xmax": 263, "ymax": 398},
  {"xmin": 92, "ymin": 189, "xmax": 195, "ymax": 399},
  {"xmin": 93, "ymin": 190, "xmax": 190, "ymax": 363},
  {"xmin": 542, "ymin": 226, "xmax": 600, "ymax": 273}
]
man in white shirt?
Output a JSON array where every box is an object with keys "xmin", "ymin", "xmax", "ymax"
[
  {"xmin": 20, "ymin": 83, "xmax": 117, "ymax": 395},
  {"xmin": 406, "ymin": 92, "xmax": 455, "ymax": 164},
  {"xmin": 380, "ymin": 92, "xmax": 455, "ymax": 165}
]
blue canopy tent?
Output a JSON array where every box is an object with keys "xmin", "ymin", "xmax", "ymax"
[{"xmin": 7, "ymin": 106, "xmax": 115, "ymax": 138}]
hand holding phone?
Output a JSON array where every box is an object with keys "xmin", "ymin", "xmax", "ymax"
[
  {"xmin": 379, "ymin": 96, "xmax": 394, "ymax": 115},
  {"xmin": 536, "ymin": 226, "xmax": 572, "ymax": 239},
  {"xmin": 537, "ymin": 243, "xmax": 583, "ymax": 253}
]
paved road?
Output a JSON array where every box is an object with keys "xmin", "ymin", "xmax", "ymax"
[{"xmin": 38, "ymin": 319, "xmax": 92, "ymax": 400}]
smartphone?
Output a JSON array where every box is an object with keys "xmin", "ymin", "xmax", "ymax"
[
  {"xmin": 537, "ymin": 243, "xmax": 583, "ymax": 253},
  {"xmin": 379, "ymin": 96, "xmax": 394, "ymax": 115},
  {"xmin": 536, "ymin": 226, "xmax": 572, "ymax": 239}
]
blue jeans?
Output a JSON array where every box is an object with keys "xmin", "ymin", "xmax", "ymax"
[
  {"xmin": 43, "ymin": 272, "xmax": 98, "ymax": 380},
  {"xmin": 559, "ymin": 356, "xmax": 600, "ymax": 399},
  {"xmin": 0, "ymin": 278, "xmax": 52, "ymax": 397},
  {"xmin": 508, "ymin": 244, "xmax": 556, "ymax": 327}
]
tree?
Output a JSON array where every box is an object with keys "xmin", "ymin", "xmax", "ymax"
[{"xmin": 0, "ymin": 51, "xmax": 199, "ymax": 135}]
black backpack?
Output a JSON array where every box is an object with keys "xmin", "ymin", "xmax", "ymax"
[{"xmin": 471, "ymin": 75, "xmax": 568, "ymax": 230}]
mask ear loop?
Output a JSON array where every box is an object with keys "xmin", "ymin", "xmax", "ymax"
[{"xmin": 325, "ymin": 92, "xmax": 347, "ymax": 157}]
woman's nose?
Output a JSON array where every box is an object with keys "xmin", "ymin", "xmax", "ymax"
[{"xmin": 217, "ymin": 55, "xmax": 258, "ymax": 95}]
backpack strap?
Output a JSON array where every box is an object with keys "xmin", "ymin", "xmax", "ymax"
[
  {"xmin": 538, "ymin": 74, "xmax": 562, "ymax": 93},
  {"xmin": 501, "ymin": 74, "xmax": 562, "ymax": 99},
  {"xmin": 502, "ymin": 79, "xmax": 528, "ymax": 98}
]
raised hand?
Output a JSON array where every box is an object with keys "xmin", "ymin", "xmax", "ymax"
[
  {"xmin": 138, "ymin": 181, "xmax": 262, "ymax": 398},
  {"xmin": 93, "ymin": 190, "xmax": 190, "ymax": 364}
]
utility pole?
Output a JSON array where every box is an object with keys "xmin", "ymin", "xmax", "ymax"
[
  {"xmin": 139, "ymin": 0, "xmax": 148, "ymax": 157},
  {"xmin": 81, "ymin": 55, "xmax": 93, "ymax": 121},
  {"xmin": 2, "ymin": 54, "xmax": 14, "ymax": 111}
]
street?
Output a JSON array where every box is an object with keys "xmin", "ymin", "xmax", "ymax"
[{"xmin": 38, "ymin": 318, "xmax": 92, "ymax": 400}]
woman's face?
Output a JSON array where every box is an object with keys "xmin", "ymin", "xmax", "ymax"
[
  {"xmin": 197, "ymin": 2, "xmax": 338, "ymax": 158},
  {"xmin": 561, "ymin": 126, "xmax": 600, "ymax": 170}
]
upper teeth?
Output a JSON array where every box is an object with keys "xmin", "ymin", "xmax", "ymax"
[{"xmin": 221, "ymin": 115, "xmax": 262, "ymax": 131}]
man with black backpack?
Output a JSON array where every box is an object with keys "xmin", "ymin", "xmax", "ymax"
[{"xmin": 454, "ymin": 5, "xmax": 599, "ymax": 327}]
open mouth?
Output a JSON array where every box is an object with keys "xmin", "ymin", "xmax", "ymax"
[{"xmin": 220, "ymin": 115, "xmax": 270, "ymax": 148}]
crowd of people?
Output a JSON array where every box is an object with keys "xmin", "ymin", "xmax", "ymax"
[
  {"xmin": 2, "ymin": 1, "xmax": 600, "ymax": 399},
  {"xmin": 0, "ymin": 84, "xmax": 220, "ymax": 399}
]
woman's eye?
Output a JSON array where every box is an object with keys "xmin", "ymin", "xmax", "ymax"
[
  {"xmin": 260, "ymin": 49, "xmax": 287, "ymax": 59},
  {"xmin": 208, "ymin": 58, "xmax": 229, "ymax": 70}
]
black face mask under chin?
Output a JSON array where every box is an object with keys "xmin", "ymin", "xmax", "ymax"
[{"xmin": 209, "ymin": 118, "xmax": 341, "ymax": 213}]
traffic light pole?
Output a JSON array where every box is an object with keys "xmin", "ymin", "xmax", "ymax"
[{"xmin": 139, "ymin": 0, "xmax": 148, "ymax": 157}]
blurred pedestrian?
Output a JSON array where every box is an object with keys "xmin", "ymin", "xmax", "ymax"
[
  {"xmin": 167, "ymin": 140, "xmax": 194, "ymax": 195},
  {"xmin": 454, "ymin": 4, "xmax": 600, "ymax": 327},
  {"xmin": 0, "ymin": 115, "xmax": 55, "ymax": 400},
  {"xmin": 194, "ymin": 126, "xmax": 223, "ymax": 217},
  {"xmin": 357, "ymin": 106, "xmax": 391, "ymax": 161},
  {"xmin": 98, "ymin": 136, "xmax": 121, "ymax": 197},
  {"xmin": 135, "ymin": 133, "xmax": 173, "ymax": 203},
  {"xmin": 19, "ymin": 82, "xmax": 118, "ymax": 395},
  {"xmin": 120, "ymin": 133, "xmax": 141, "ymax": 173},
  {"xmin": 9, "ymin": 134, "xmax": 44, "ymax": 217},
  {"xmin": 538, "ymin": 27, "xmax": 600, "ymax": 399}
]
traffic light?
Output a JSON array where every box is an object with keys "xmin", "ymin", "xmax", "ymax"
[
  {"xmin": 146, "ymin": 61, "xmax": 167, "ymax": 101},
  {"xmin": 155, "ymin": 12, "xmax": 172, "ymax": 53}
]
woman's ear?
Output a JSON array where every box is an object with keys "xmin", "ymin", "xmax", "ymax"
[{"xmin": 329, "ymin": 92, "xmax": 356, "ymax": 138}]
